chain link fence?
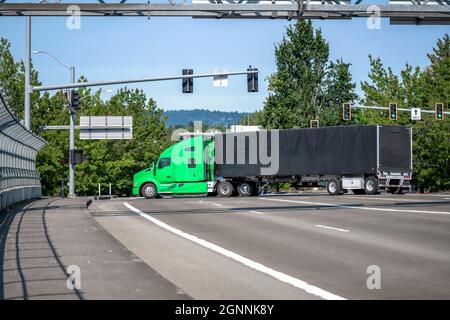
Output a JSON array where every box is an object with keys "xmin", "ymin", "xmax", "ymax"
[{"xmin": 0, "ymin": 88, "xmax": 46, "ymax": 211}]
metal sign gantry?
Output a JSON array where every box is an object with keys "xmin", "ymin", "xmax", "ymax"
[{"xmin": 0, "ymin": 1, "xmax": 449, "ymax": 24}]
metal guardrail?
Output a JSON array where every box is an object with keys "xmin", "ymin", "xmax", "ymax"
[{"xmin": 0, "ymin": 88, "xmax": 46, "ymax": 211}]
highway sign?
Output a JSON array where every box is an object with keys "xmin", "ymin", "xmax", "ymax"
[
  {"xmin": 79, "ymin": 116, "xmax": 133, "ymax": 140},
  {"xmin": 213, "ymin": 70, "xmax": 228, "ymax": 87},
  {"xmin": 411, "ymin": 108, "xmax": 421, "ymax": 120}
]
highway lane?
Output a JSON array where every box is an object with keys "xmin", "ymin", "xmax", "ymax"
[{"xmin": 89, "ymin": 193, "xmax": 450, "ymax": 300}]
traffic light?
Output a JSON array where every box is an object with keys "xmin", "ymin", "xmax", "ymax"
[
  {"xmin": 436, "ymin": 102, "xmax": 444, "ymax": 120},
  {"xmin": 71, "ymin": 149, "xmax": 84, "ymax": 165},
  {"xmin": 182, "ymin": 69, "xmax": 193, "ymax": 93},
  {"xmin": 342, "ymin": 102, "xmax": 351, "ymax": 121},
  {"xmin": 247, "ymin": 66, "xmax": 258, "ymax": 93},
  {"xmin": 310, "ymin": 119, "xmax": 319, "ymax": 128},
  {"xmin": 70, "ymin": 90, "xmax": 80, "ymax": 110},
  {"xmin": 389, "ymin": 103, "xmax": 397, "ymax": 121}
]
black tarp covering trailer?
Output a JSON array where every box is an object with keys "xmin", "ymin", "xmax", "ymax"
[{"xmin": 214, "ymin": 125, "xmax": 412, "ymax": 196}]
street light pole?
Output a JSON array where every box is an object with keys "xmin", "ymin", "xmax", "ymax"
[
  {"xmin": 32, "ymin": 50, "xmax": 76, "ymax": 197},
  {"xmin": 69, "ymin": 66, "xmax": 76, "ymax": 197},
  {"xmin": 24, "ymin": 16, "xmax": 31, "ymax": 130}
]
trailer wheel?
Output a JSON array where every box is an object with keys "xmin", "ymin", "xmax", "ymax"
[
  {"xmin": 387, "ymin": 187, "xmax": 398, "ymax": 194},
  {"xmin": 217, "ymin": 181, "xmax": 234, "ymax": 197},
  {"xmin": 237, "ymin": 182, "xmax": 253, "ymax": 197},
  {"xmin": 251, "ymin": 184, "xmax": 261, "ymax": 196},
  {"xmin": 327, "ymin": 178, "xmax": 341, "ymax": 196},
  {"xmin": 387, "ymin": 187, "xmax": 405, "ymax": 195},
  {"xmin": 141, "ymin": 183, "xmax": 157, "ymax": 199},
  {"xmin": 364, "ymin": 176, "xmax": 379, "ymax": 195}
]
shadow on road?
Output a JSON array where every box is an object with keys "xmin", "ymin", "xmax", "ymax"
[{"xmin": 0, "ymin": 199, "xmax": 83, "ymax": 300}]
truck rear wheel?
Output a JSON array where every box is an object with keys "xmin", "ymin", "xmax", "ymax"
[
  {"xmin": 141, "ymin": 183, "xmax": 157, "ymax": 199},
  {"xmin": 327, "ymin": 178, "xmax": 341, "ymax": 196},
  {"xmin": 237, "ymin": 182, "xmax": 253, "ymax": 197},
  {"xmin": 217, "ymin": 181, "xmax": 234, "ymax": 197},
  {"xmin": 364, "ymin": 176, "xmax": 379, "ymax": 195}
]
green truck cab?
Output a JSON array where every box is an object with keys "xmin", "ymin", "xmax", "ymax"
[{"xmin": 132, "ymin": 135, "xmax": 215, "ymax": 198}]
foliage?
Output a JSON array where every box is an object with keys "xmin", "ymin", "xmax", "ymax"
[
  {"xmin": 360, "ymin": 34, "xmax": 450, "ymax": 191},
  {"xmin": 0, "ymin": 38, "xmax": 168, "ymax": 196},
  {"xmin": 261, "ymin": 20, "xmax": 357, "ymax": 129}
]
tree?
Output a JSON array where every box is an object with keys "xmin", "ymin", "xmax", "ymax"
[
  {"xmin": 361, "ymin": 34, "xmax": 450, "ymax": 191},
  {"xmin": 261, "ymin": 20, "xmax": 356, "ymax": 129},
  {"xmin": 0, "ymin": 38, "xmax": 169, "ymax": 196}
]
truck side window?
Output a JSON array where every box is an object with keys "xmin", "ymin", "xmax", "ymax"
[
  {"xmin": 158, "ymin": 158, "xmax": 171, "ymax": 169},
  {"xmin": 188, "ymin": 158, "xmax": 196, "ymax": 168}
]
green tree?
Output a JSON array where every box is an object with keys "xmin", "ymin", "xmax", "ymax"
[
  {"xmin": 0, "ymin": 38, "xmax": 169, "ymax": 196},
  {"xmin": 361, "ymin": 34, "xmax": 450, "ymax": 191},
  {"xmin": 261, "ymin": 20, "xmax": 356, "ymax": 129}
]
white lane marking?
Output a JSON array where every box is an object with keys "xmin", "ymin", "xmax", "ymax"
[
  {"xmin": 406, "ymin": 194, "xmax": 450, "ymax": 198},
  {"xmin": 212, "ymin": 203, "xmax": 223, "ymax": 207},
  {"xmin": 123, "ymin": 202, "xmax": 345, "ymax": 300},
  {"xmin": 249, "ymin": 210, "xmax": 263, "ymax": 215},
  {"xmin": 261, "ymin": 198, "xmax": 450, "ymax": 215},
  {"xmin": 315, "ymin": 225, "xmax": 350, "ymax": 233},
  {"xmin": 342, "ymin": 196, "xmax": 424, "ymax": 202}
]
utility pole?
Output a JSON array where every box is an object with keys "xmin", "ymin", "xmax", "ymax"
[
  {"xmin": 32, "ymin": 50, "xmax": 76, "ymax": 197},
  {"xmin": 69, "ymin": 66, "xmax": 76, "ymax": 197},
  {"xmin": 24, "ymin": 16, "xmax": 31, "ymax": 130}
]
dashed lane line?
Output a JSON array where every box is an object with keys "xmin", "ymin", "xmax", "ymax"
[
  {"xmin": 123, "ymin": 202, "xmax": 346, "ymax": 300},
  {"xmin": 315, "ymin": 225, "xmax": 350, "ymax": 233}
]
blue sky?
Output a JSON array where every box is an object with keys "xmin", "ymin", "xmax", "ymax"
[{"xmin": 0, "ymin": 3, "xmax": 448, "ymax": 112}]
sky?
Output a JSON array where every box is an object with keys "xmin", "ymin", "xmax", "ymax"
[{"xmin": 0, "ymin": 1, "xmax": 449, "ymax": 113}]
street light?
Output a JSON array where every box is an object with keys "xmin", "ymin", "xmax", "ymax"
[{"xmin": 33, "ymin": 50, "xmax": 76, "ymax": 198}]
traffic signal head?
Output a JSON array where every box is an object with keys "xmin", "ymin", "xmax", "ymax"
[
  {"xmin": 71, "ymin": 90, "xmax": 80, "ymax": 110},
  {"xmin": 389, "ymin": 103, "xmax": 397, "ymax": 121},
  {"xmin": 182, "ymin": 69, "xmax": 193, "ymax": 93},
  {"xmin": 436, "ymin": 102, "xmax": 444, "ymax": 120},
  {"xmin": 310, "ymin": 119, "xmax": 319, "ymax": 128},
  {"xmin": 342, "ymin": 102, "xmax": 351, "ymax": 121},
  {"xmin": 247, "ymin": 66, "xmax": 258, "ymax": 93}
]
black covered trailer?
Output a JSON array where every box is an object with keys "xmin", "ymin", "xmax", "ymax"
[{"xmin": 214, "ymin": 125, "xmax": 412, "ymax": 196}]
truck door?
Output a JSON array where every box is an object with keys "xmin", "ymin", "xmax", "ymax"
[
  {"xmin": 172, "ymin": 140, "xmax": 205, "ymax": 183},
  {"xmin": 155, "ymin": 157, "xmax": 172, "ymax": 184}
]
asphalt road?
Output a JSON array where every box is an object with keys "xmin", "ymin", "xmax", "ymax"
[{"xmin": 89, "ymin": 192, "xmax": 450, "ymax": 300}]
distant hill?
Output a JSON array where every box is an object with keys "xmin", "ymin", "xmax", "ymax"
[{"xmin": 163, "ymin": 109, "xmax": 248, "ymax": 127}]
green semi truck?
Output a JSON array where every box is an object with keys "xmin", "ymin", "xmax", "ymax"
[{"xmin": 132, "ymin": 125, "xmax": 413, "ymax": 198}]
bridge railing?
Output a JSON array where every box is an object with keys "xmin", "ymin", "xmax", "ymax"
[{"xmin": 0, "ymin": 89, "xmax": 46, "ymax": 211}]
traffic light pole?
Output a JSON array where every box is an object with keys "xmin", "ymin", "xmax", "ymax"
[
  {"xmin": 31, "ymin": 70, "xmax": 258, "ymax": 92},
  {"xmin": 69, "ymin": 66, "xmax": 76, "ymax": 198},
  {"xmin": 352, "ymin": 104, "xmax": 450, "ymax": 115}
]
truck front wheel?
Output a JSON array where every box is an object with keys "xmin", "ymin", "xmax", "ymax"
[
  {"xmin": 327, "ymin": 178, "xmax": 342, "ymax": 196},
  {"xmin": 364, "ymin": 176, "xmax": 379, "ymax": 195},
  {"xmin": 141, "ymin": 183, "xmax": 157, "ymax": 199},
  {"xmin": 237, "ymin": 182, "xmax": 253, "ymax": 197},
  {"xmin": 217, "ymin": 181, "xmax": 234, "ymax": 197}
]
